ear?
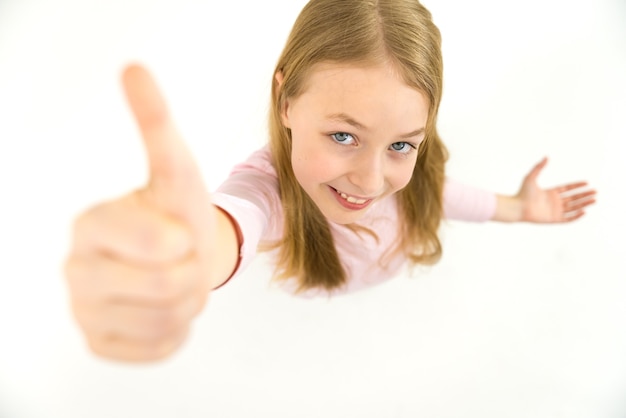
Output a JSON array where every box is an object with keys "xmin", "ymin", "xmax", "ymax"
[{"xmin": 275, "ymin": 71, "xmax": 291, "ymax": 128}]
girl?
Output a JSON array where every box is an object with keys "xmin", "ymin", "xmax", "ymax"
[{"xmin": 64, "ymin": 0, "xmax": 596, "ymax": 362}]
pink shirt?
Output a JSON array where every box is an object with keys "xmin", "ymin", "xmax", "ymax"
[{"xmin": 212, "ymin": 146, "xmax": 496, "ymax": 297}]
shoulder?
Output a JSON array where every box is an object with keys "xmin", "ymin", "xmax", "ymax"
[
  {"xmin": 214, "ymin": 144, "xmax": 282, "ymax": 228},
  {"xmin": 230, "ymin": 145, "xmax": 276, "ymax": 177},
  {"xmin": 216, "ymin": 144, "xmax": 279, "ymax": 200}
]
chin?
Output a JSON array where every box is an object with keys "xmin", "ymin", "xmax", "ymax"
[{"xmin": 321, "ymin": 209, "xmax": 366, "ymax": 225}]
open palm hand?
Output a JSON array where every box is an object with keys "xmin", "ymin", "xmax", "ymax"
[{"xmin": 517, "ymin": 157, "xmax": 596, "ymax": 223}]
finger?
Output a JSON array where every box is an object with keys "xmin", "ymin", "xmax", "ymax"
[
  {"xmin": 555, "ymin": 182, "xmax": 592, "ymax": 194},
  {"xmin": 524, "ymin": 157, "xmax": 548, "ymax": 183},
  {"xmin": 562, "ymin": 190, "xmax": 597, "ymax": 203},
  {"xmin": 85, "ymin": 326, "xmax": 190, "ymax": 363},
  {"xmin": 122, "ymin": 65, "xmax": 218, "ymax": 271},
  {"xmin": 564, "ymin": 196, "xmax": 596, "ymax": 212},
  {"xmin": 562, "ymin": 210, "xmax": 585, "ymax": 223},
  {"xmin": 567, "ymin": 201, "xmax": 595, "ymax": 213},
  {"xmin": 74, "ymin": 291, "xmax": 207, "ymax": 343},
  {"xmin": 65, "ymin": 253, "xmax": 203, "ymax": 306},
  {"xmin": 121, "ymin": 64, "xmax": 208, "ymax": 219},
  {"xmin": 121, "ymin": 64, "xmax": 223, "ymax": 291},
  {"xmin": 71, "ymin": 193, "xmax": 192, "ymax": 265}
]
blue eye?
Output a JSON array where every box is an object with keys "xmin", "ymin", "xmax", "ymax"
[
  {"xmin": 331, "ymin": 132, "xmax": 355, "ymax": 144},
  {"xmin": 389, "ymin": 142, "xmax": 416, "ymax": 154}
]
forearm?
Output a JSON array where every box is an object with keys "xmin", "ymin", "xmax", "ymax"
[
  {"xmin": 491, "ymin": 194, "xmax": 523, "ymax": 222},
  {"xmin": 210, "ymin": 207, "xmax": 242, "ymax": 289}
]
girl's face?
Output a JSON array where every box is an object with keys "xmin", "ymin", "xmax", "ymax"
[{"xmin": 281, "ymin": 62, "xmax": 429, "ymax": 225}]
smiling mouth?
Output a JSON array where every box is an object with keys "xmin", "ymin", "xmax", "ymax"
[
  {"xmin": 338, "ymin": 191, "xmax": 368, "ymax": 204},
  {"xmin": 330, "ymin": 187, "xmax": 373, "ymax": 205}
]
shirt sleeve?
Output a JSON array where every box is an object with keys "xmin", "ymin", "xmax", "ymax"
[
  {"xmin": 210, "ymin": 147, "xmax": 280, "ymax": 281},
  {"xmin": 443, "ymin": 178, "xmax": 497, "ymax": 221},
  {"xmin": 211, "ymin": 192, "xmax": 268, "ymax": 279}
]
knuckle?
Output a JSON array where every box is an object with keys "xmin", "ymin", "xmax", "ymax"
[
  {"xmin": 71, "ymin": 209, "xmax": 91, "ymax": 236},
  {"xmin": 70, "ymin": 300, "xmax": 106, "ymax": 337},
  {"xmin": 64, "ymin": 256, "xmax": 108, "ymax": 301},
  {"xmin": 63, "ymin": 257, "xmax": 93, "ymax": 300},
  {"xmin": 69, "ymin": 301, "xmax": 90, "ymax": 331},
  {"xmin": 72, "ymin": 201, "xmax": 108, "ymax": 237},
  {"xmin": 63, "ymin": 256, "xmax": 80, "ymax": 285}
]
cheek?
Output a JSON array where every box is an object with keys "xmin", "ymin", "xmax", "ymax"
[
  {"xmin": 291, "ymin": 154, "xmax": 311, "ymax": 185},
  {"xmin": 290, "ymin": 133, "xmax": 310, "ymax": 173},
  {"xmin": 292, "ymin": 151, "xmax": 334, "ymax": 185},
  {"xmin": 291, "ymin": 134, "xmax": 337, "ymax": 181},
  {"xmin": 389, "ymin": 162, "xmax": 416, "ymax": 191},
  {"xmin": 291, "ymin": 139, "xmax": 325, "ymax": 187}
]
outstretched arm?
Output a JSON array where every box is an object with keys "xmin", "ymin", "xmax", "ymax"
[
  {"xmin": 64, "ymin": 65, "xmax": 241, "ymax": 362},
  {"xmin": 492, "ymin": 157, "xmax": 597, "ymax": 223}
]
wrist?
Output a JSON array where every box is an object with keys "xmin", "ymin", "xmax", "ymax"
[{"xmin": 492, "ymin": 195, "xmax": 524, "ymax": 222}]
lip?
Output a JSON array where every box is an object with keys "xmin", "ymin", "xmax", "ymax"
[{"xmin": 329, "ymin": 186, "xmax": 374, "ymax": 210}]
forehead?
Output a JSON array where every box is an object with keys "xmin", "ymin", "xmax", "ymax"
[
  {"xmin": 302, "ymin": 61, "xmax": 404, "ymax": 91},
  {"xmin": 296, "ymin": 62, "xmax": 429, "ymax": 127}
]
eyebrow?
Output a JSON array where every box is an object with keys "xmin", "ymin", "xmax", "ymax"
[{"xmin": 326, "ymin": 112, "xmax": 425, "ymax": 139}]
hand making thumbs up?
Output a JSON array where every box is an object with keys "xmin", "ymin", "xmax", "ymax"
[{"xmin": 64, "ymin": 64, "xmax": 240, "ymax": 362}]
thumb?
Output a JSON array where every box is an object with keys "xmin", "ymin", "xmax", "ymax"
[
  {"xmin": 524, "ymin": 156, "xmax": 548, "ymax": 184},
  {"xmin": 121, "ymin": 64, "xmax": 211, "ymax": 222}
]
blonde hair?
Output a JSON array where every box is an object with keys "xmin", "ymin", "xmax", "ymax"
[{"xmin": 266, "ymin": 0, "xmax": 447, "ymax": 293}]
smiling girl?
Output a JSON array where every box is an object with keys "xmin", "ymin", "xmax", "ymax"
[{"xmin": 64, "ymin": 0, "xmax": 596, "ymax": 361}]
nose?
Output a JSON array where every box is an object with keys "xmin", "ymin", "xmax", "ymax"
[{"xmin": 347, "ymin": 152, "xmax": 385, "ymax": 196}]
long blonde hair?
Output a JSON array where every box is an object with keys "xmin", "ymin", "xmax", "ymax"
[{"xmin": 266, "ymin": 0, "xmax": 447, "ymax": 293}]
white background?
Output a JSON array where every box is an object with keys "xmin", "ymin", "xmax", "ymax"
[{"xmin": 0, "ymin": 0, "xmax": 625, "ymax": 417}]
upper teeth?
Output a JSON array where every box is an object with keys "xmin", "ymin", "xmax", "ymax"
[{"xmin": 339, "ymin": 191, "xmax": 368, "ymax": 204}]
